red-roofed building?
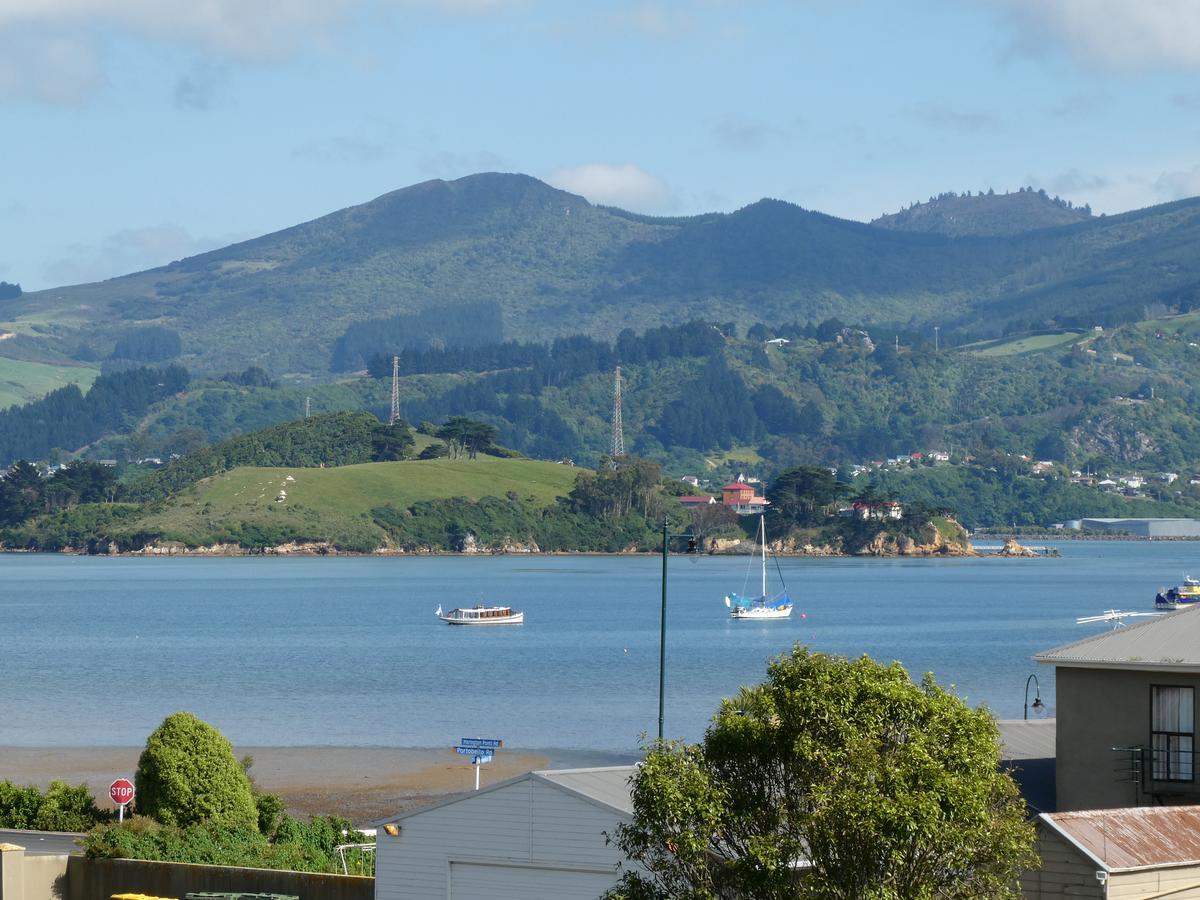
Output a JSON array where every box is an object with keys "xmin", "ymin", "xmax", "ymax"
[
  {"xmin": 840, "ymin": 500, "xmax": 904, "ymax": 521},
  {"xmin": 721, "ymin": 481, "xmax": 768, "ymax": 515},
  {"xmin": 678, "ymin": 495, "xmax": 717, "ymax": 508}
]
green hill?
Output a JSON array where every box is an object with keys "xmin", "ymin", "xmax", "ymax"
[
  {"xmin": 872, "ymin": 189, "xmax": 1091, "ymax": 236},
  {"xmin": 6, "ymin": 173, "xmax": 1200, "ymax": 381},
  {"xmin": 114, "ymin": 457, "xmax": 579, "ymax": 551}
]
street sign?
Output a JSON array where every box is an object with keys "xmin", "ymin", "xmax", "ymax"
[
  {"xmin": 473, "ymin": 754, "xmax": 494, "ymax": 765},
  {"xmin": 459, "ymin": 738, "xmax": 502, "ymax": 749},
  {"xmin": 455, "ymin": 746, "xmax": 482, "ymax": 755},
  {"xmin": 109, "ymin": 778, "xmax": 135, "ymax": 806}
]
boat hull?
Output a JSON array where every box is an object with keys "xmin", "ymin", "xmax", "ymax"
[
  {"xmin": 438, "ymin": 612, "xmax": 524, "ymax": 625},
  {"xmin": 730, "ymin": 605, "xmax": 792, "ymax": 620}
]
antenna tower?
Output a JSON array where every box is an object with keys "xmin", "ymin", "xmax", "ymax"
[
  {"xmin": 611, "ymin": 366, "xmax": 625, "ymax": 457},
  {"xmin": 389, "ymin": 355, "xmax": 401, "ymax": 425}
]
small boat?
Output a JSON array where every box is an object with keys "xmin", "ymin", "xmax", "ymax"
[
  {"xmin": 435, "ymin": 604, "xmax": 524, "ymax": 625},
  {"xmin": 1155, "ymin": 576, "xmax": 1200, "ymax": 610},
  {"xmin": 725, "ymin": 516, "xmax": 794, "ymax": 620}
]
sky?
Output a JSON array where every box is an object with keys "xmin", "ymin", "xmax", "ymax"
[{"xmin": 2, "ymin": 0, "xmax": 1200, "ymax": 291}]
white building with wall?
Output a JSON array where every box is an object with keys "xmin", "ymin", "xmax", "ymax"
[{"xmin": 374, "ymin": 766, "xmax": 635, "ymax": 900}]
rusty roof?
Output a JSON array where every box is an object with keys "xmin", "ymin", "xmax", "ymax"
[
  {"xmin": 1042, "ymin": 806, "xmax": 1200, "ymax": 871},
  {"xmin": 1034, "ymin": 604, "xmax": 1200, "ymax": 671}
]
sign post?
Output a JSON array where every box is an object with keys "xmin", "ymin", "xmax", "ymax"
[
  {"xmin": 109, "ymin": 778, "xmax": 135, "ymax": 822},
  {"xmin": 454, "ymin": 738, "xmax": 502, "ymax": 790}
]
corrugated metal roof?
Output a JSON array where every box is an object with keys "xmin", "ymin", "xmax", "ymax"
[
  {"xmin": 1043, "ymin": 806, "xmax": 1200, "ymax": 871},
  {"xmin": 534, "ymin": 765, "xmax": 636, "ymax": 815},
  {"xmin": 997, "ymin": 719, "xmax": 1056, "ymax": 760},
  {"xmin": 1034, "ymin": 605, "xmax": 1200, "ymax": 669}
]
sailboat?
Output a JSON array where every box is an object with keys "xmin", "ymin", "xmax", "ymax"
[{"xmin": 725, "ymin": 516, "xmax": 794, "ymax": 620}]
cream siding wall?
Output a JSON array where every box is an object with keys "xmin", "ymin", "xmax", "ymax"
[
  {"xmin": 1108, "ymin": 867, "xmax": 1200, "ymax": 899},
  {"xmin": 1020, "ymin": 830, "xmax": 1105, "ymax": 899},
  {"xmin": 375, "ymin": 778, "xmax": 628, "ymax": 900}
]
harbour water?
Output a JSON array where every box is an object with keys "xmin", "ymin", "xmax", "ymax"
[{"xmin": 0, "ymin": 542, "xmax": 1192, "ymax": 752}]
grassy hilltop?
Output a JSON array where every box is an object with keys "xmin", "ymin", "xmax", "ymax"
[{"xmin": 142, "ymin": 457, "xmax": 580, "ymax": 549}]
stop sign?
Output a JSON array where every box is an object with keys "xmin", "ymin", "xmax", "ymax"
[{"xmin": 109, "ymin": 778, "xmax": 135, "ymax": 806}]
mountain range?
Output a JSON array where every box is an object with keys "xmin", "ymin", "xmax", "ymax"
[{"xmin": 5, "ymin": 173, "xmax": 1200, "ymax": 378}]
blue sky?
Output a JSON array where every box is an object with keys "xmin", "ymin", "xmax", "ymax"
[{"xmin": 3, "ymin": 0, "xmax": 1199, "ymax": 290}]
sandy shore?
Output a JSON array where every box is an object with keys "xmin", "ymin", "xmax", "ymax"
[{"xmin": 0, "ymin": 746, "xmax": 637, "ymax": 825}]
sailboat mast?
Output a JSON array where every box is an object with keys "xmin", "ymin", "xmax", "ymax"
[{"xmin": 761, "ymin": 516, "xmax": 767, "ymax": 597}]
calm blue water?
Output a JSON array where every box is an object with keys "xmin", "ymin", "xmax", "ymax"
[{"xmin": 0, "ymin": 543, "xmax": 1193, "ymax": 752}]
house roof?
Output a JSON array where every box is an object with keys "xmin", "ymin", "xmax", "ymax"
[
  {"xmin": 996, "ymin": 719, "xmax": 1055, "ymax": 760},
  {"xmin": 1034, "ymin": 605, "xmax": 1200, "ymax": 671},
  {"xmin": 722, "ymin": 482, "xmax": 753, "ymax": 491},
  {"xmin": 374, "ymin": 765, "xmax": 636, "ymax": 826},
  {"xmin": 678, "ymin": 495, "xmax": 715, "ymax": 503},
  {"xmin": 1040, "ymin": 806, "xmax": 1200, "ymax": 872}
]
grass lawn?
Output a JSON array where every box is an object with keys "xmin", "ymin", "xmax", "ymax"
[
  {"xmin": 0, "ymin": 357, "xmax": 98, "ymax": 409},
  {"xmin": 966, "ymin": 332, "xmax": 1082, "ymax": 356},
  {"xmin": 141, "ymin": 456, "xmax": 583, "ymax": 547}
]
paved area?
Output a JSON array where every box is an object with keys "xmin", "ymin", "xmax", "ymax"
[{"xmin": 0, "ymin": 828, "xmax": 83, "ymax": 855}]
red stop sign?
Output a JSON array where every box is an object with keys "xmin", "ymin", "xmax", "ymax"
[{"xmin": 109, "ymin": 778, "xmax": 135, "ymax": 806}]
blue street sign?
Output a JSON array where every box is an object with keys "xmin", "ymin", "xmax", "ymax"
[
  {"xmin": 473, "ymin": 754, "xmax": 494, "ymax": 765},
  {"xmin": 455, "ymin": 746, "xmax": 480, "ymax": 755},
  {"xmin": 459, "ymin": 738, "xmax": 503, "ymax": 749}
]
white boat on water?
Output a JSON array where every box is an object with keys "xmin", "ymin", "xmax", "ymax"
[
  {"xmin": 725, "ymin": 516, "xmax": 794, "ymax": 620},
  {"xmin": 435, "ymin": 604, "xmax": 524, "ymax": 625}
]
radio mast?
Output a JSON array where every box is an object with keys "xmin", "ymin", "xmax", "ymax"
[
  {"xmin": 611, "ymin": 366, "xmax": 625, "ymax": 457},
  {"xmin": 389, "ymin": 355, "xmax": 401, "ymax": 425}
]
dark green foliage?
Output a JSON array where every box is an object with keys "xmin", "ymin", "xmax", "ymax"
[
  {"xmin": 0, "ymin": 281, "xmax": 21, "ymax": 300},
  {"xmin": 111, "ymin": 326, "xmax": 183, "ymax": 362},
  {"xmin": 0, "ymin": 779, "xmax": 110, "ymax": 831},
  {"xmin": 220, "ymin": 366, "xmax": 277, "ymax": 388},
  {"xmin": 436, "ymin": 416, "xmax": 497, "ymax": 459},
  {"xmin": 0, "ymin": 365, "xmax": 189, "ymax": 466},
  {"xmin": 332, "ymin": 301, "xmax": 504, "ymax": 371},
  {"xmin": 134, "ymin": 712, "xmax": 258, "ymax": 830},
  {"xmin": 767, "ymin": 466, "xmax": 847, "ymax": 527},
  {"xmin": 873, "ymin": 188, "xmax": 1091, "ymax": 237},
  {"xmin": 82, "ymin": 814, "xmax": 371, "ymax": 874},
  {"xmin": 654, "ymin": 358, "xmax": 757, "ymax": 451},
  {"xmin": 127, "ymin": 412, "xmax": 413, "ymax": 501}
]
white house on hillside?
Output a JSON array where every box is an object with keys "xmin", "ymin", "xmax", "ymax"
[{"xmin": 375, "ymin": 766, "xmax": 636, "ymax": 900}]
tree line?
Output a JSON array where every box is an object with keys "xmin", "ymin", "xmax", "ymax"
[{"xmin": 0, "ymin": 364, "xmax": 189, "ymax": 466}]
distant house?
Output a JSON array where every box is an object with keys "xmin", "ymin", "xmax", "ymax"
[
  {"xmin": 840, "ymin": 500, "xmax": 903, "ymax": 521},
  {"xmin": 678, "ymin": 495, "xmax": 717, "ymax": 509},
  {"xmin": 680, "ymin": 475, "xmax": 700, "ymax": 487},
  {"xmin": 1031, "ymin": 461, "xmax": 1055, "ymax": 475},
  {"xmin": 1161, "ymin": 472, "xmax": 1179, "ymax": 484},
  {"xmin": 721, "ymin": 480, "xmax": 769, "ymax": 515},
  {"xmin": 764, "ymin": 337, "xmax": 790, "ymax": 346},
  {"xmin": 1034, "ymin": 606, "xmax": 1200, "ymax": 811},
  {"xmin": 928, "ymin": 450, "xmax": 950, "ymax": 463}
]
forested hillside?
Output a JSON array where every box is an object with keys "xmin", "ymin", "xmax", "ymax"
[{"xmin": 5, "ymin": 173, "xmax": 1200, "ymax": 379}]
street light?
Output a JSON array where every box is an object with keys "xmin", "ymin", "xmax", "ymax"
[
  {"xmin": 1024, "ymin": 673, "xmax": 1045, "ymax": 720},
  {"xmin": 659, "ymin": 519, "xmax": 697, "ymax": 742}
]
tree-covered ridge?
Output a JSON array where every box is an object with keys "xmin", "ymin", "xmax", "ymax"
[
  {"xmin": 6, "ymin": 172, "xmax": 1200, "ymax": 377},
  {"xmin": 0, "ymin": 364, "xmax": 188, "ymax": 466},
  {"xmin": 872, "ymin": 186, "xmax": 1092, "ymax": 236}
]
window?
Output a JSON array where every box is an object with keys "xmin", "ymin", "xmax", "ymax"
[{"xmin": 1152, "ymin": 686, "xmax": 1194, "ymax": 781}]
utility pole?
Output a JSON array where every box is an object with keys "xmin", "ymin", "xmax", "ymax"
[
  {"xmin": 934, "ymin": 326, "xmax": 940, "ymax": 352},
  {"xmin": 611, "ymin": 366, "xmax": 625, "ymax": 458},
  {"xmin": 304, "ymin": 396, "xmax": 311, "ymax": 419},
  {"xmin": 389, "ymin": 355, "xmax": 401, "ymax": 426}
]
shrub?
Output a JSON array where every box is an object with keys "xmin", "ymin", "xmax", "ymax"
[{"xmin": 135, "ymin": 712, "xmax": 258, "ymax": 830}]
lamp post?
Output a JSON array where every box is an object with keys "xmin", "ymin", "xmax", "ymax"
[
  {"xmin": 1024, "ymin": 673, "xmax": 1045, "ymax": 720},
  {"xmin": 659, "ymin": 520, "xmax": 696, "ymax": 742}
]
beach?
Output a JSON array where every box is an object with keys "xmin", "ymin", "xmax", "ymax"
[{"xmin": 0, "ymin": 746, "xmax": 635, "ymax": 825}]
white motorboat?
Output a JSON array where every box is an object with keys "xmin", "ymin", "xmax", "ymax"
[
  {"xmin": 435, "ymin": 604, "xmax": 524, "ymax": 625},
  {"xmin": 725, "ymin": 516, "xmax": 794, "ymax": 620}
]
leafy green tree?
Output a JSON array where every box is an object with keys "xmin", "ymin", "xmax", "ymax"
[
  {"xmin": 606, "ymin": 646, "xmax": 1035, "ymax": 900},
  {"xmin": 767, "ymin": 465, "xmax": 845, "ymax": 527},
  {"xmin": 135, "ymin": 712, "xmax": 258, "ymax": 830},
  {"xmin": 370, "ymin": 421, "xmax": 415, "ymax": 461}
]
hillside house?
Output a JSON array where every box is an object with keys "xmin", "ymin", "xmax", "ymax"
[
  {"xmin": 374, "ymin": 766, "xmax": 635, "ymax": 900},
  {"xmin": 678, "ymin": 495, "xmax": 717, "ymax": 509},
  {"xmin": 721, "ymin": 481, "xmax": 769, "ymax": 515},
  {"xmin": 839, "ymin": 500, "xmax": 903, "ymax": 521},
  {"xmin": 1034, "ymin": 606, "xmax": 1200, "ymax": 812}
]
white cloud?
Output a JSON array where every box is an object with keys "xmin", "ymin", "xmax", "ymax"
[
  {"xmin": 545, "ymin": 163, "xmax": 676, "ymax": 212},
  {"xmin": 0, "ymin": 25, "xmax": 102, "ymax": 104},
  {"xmin": 41, "ymin": 223, "xmax": 240, "ymax": 286},
  {"xmin": 995, "ymin": 0, "xmax": 1200, "ymax": 69},
  {"xmin": 914, "ymin": 103, "xmax": 1001, "ymax": 134},
  {"xmin": 0, "ymin": 0, "xmax": 519, "ymax": 104},
  {"xmin": 1155, "ymin": 166, "xmax": 1200, "ymax": 200}
]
